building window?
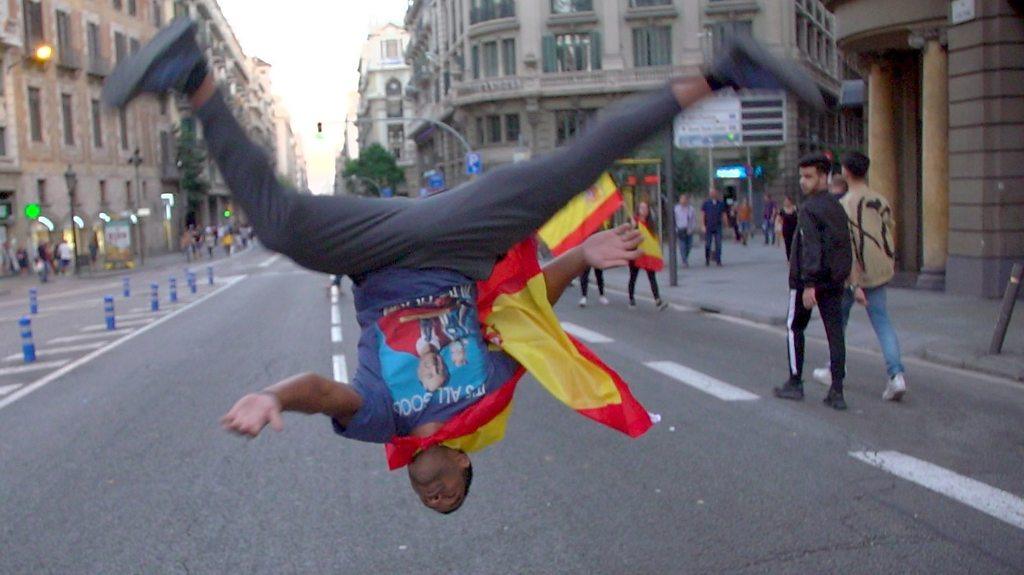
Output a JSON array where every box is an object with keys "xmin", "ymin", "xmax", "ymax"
[
  {"xmin": 130, "ymin": 38, "xmax": 140, "ymax": 55},
  {"xmin": 61, "ymin": 94, "xmax": 74, "ymax": 146},
  {"xmin": 113, "ymin": 0, "xmax": 122, "ymax": 10},
  {"xmin": 487, "ymin": 115, "xmax": 501, "ymax": 143},
  {"xmin": 23, "ymin": 0, "xmax": 44, "ymax": 49},
  {"xmin": 125, "ymin": 181, "xmax": 132, "ymax": 208},
  {"xmin": 630, "ymin": 0, "xmax": 672, "ymax": 5},
  {"xmin": 37, "ymin": 179, "xmax": 47, "ymax": 205},
  {"xmin": 633, "ymin": 26, "xmax": 672, "ymax": 67},
  {"xmin": 118, "ymin": 107, "xmax": 128, "ymax": 150},
  {"xmin": 92, "ymin": 99, "xmax": 103, "ymax": 148},
  {"xmin": 0, "ymin": 127, "xmax": 7, "ymax": 157},
  {"xmin": 56, "ymin": 10, "xmax": 72, "ymax": 58},
  {"xmin": 128, "ymin": 0, "xmax": 137, "ymax": 16},
  {"xmin": 501, "ymin": 38, "xmax": 516, "ymax": 76},
  {"xmin": 99, "ymin": 180, "xmax": 108, "ymax": 206},
  {"xmin": 28, "ymin": 87, "xmax": 43, "ymax": 142},
  {"xmin": 386, "ymin": 78, "xmax": 402, "ymax": 97},
  {"xmin": 87, "ymin": 22, "xmax": 101, "ymax": 59},
  {"xmin": 551, "ymin": 0, "xmax": 592, "ymax": 13},
  {"xmin": 471, "ymin": 45, "xmax": 480, "ymax": 79},
  {"xmin": 152, "ymin": 0, "xmax": 163, "ymax": 26},
  {"xmin": 387, "ymin": 124, "xmax": 404, "ymax": 159},
  {"xmin": 114, "ymin": 32, "xmax": 127, "ymax": 63},
  {"xmin": 555, "ymin": 109, "xmax": 594, "ymax": 145},
  {"xmin": 482, "ymin": 41, "xmax": 499, "ymax": 77},
  {"xmin": 543, "ymin": 33, "xmax": 600, "ymax": 73},
  {"xmin": 470, "ymin": 0, "xmax": 515, "ymax": 24},
  {"xmin": 505, "ymin": 114, "xmax": 520, "ymax": 143},
  {"xmin": 386, "ymin": 99, "xmax": 403, "ymax": 118},
  {"xmin": 381, "ymin": 39, "xmax": 401, "ymax": 64},
  {"xmin": 709, "ymin": 21, "xmax": 752, "ymax": 59},
  {"xmin": 475, "ymin": 117, "xmax": 484, "ymax": 146}
]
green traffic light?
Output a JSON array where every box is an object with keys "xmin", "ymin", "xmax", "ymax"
[
  {"xmin": 223, "ymin": 210, "xmax": 232, "ymax": 218},
  {"xmin": 24, "ymin": 203, "xmax": 41, "ymax": 219}
]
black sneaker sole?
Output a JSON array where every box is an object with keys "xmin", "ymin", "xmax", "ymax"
[
  {"xmin": 724, "ymin": 29, "xmax": 826, "ymax": 111},
  {"xmin": 102, "ymin": 17, "xmax": 198, "ymax": 108}
]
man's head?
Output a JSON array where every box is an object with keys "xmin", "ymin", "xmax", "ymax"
[
  {"xmin": 830, "ymin": 175, "xmax": 848, "ymax": 197},
  {"xmin": 797, "ymin": 153, "xmax": 831, "ymax": 196},
  {"xmin": 709, "ymin": 188, "xmax": 720, "ymax": 200},
  {"xmin": 637, "ymin": 201, "xmax": 650, "ymax": 219},
  {"xmin": 678, "ymin": 194, "xmax": 689, "ymax": 206},
  {"xmin": 408, "ymin": 445, "xmax": 473, "ymax": 514},
  {"xmin": 840, "ymin": 151, "xmax": 870, "ymax": 183},
  {"xmin": 417, "ymin": 348, "xmax": 449, "ymax": 392}
]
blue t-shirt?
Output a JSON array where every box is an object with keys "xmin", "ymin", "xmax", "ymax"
[
  {"xmin": 701, "ymin": 199, "xmax": 726, "ymax": 231},
  {"xmin": 332, "ymin": 268, "xmax": 520, "ymax": 443}
]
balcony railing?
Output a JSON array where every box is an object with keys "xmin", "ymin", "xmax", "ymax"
[
  {"xmin": 470, "ymin": 0, "xmax": 515, "ymax": 25},
  {"xmin": 454, "ymin": 65, "xmax": 696, "ymax": 104},
  {"xmin": 87, "ymin": 54, "xmax": 111, "ymax": 77},
  {"xmin": 57, "ymin": 46, "xmax": 82, "ymax": 71},
  {"xmin": 629, "ymin": 0, "xmax": 672, "ymax": 6},
  {"xmin": 551, "ymin": 0, "xmax": 593, "ymax": 14}
]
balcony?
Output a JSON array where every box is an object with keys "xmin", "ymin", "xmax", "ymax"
[
  {"xmin": 87, "ymin": 54, "xmax": 111, "ymax": 78},
  {"xmin": 704, "ymin": 0, "xmax": 760, "ymax": 16},
  {"xmin": 470, "ymin": 0, "xmax": 515, "ymax": 25},
  {"xmin": 453, "ymin": 65, "xmax": 699, "ymax": 105},
  {"xmin": 57, "ymin": 46, "xmax": 82, "ymax": 71},
  {"xmin": 626, "ymin": 0, "xmax": 678, "ymax": 20}
]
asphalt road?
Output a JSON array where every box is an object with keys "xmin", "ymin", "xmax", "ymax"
[{"xmin": 1, "ymin": 247, "xmax": 1022, "ymax": 574}]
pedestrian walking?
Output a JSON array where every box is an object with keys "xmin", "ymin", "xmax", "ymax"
[
  {"xmin": 773, "ymin": 154, "xmax": 853, "ymax": 410},
  {"xmin": 762, "ymin": 193, "xmax": 777, "ymax": 245},
  {"xmin": 674, "ymin": 194, "xmax": 697, "ymax": 267},
  {"xmin": 16, "ymin": 247, "xmax": 29, "ymax": 275},
  {"xmin": 778, "ymin": 195, "xmax": 798, "ymax": 261},
  {"xmin": 628, "ymin": 201, "xmax": 667, "ymax": 310},
  {"xmin": 736, "ymin": 199, "xmax": 753, "ymax": 246},
  {"xmin": 812, "ymin": 152, "xmax": 907, "ymax": 401},
  {"xmin": 204, "ymin": 227, "xmax": 216, "ymax": 259},
  {"xmin": 700, "ymin": 188, "xmax": 726, "ymax": 266},
  {"xmin": 88, "ymin": 234, "xmax": 99, "ymax": 269},
  {"xmin": 578, "ymin": 267, "xmax": 608, "ymax": 307},
  {"xmin": 180, "ymin": 228, "xmax": 194, "ymax": 261},
  {"xmin": 57, "ymin": 240, "xmax": 73, "ymax": 274},
  {"xmin": 34, "ymin": 257, "xmax": 48, "ymax": 283},
  {"xmin": 222, "ymin": 229, "xmax": 234, "ymax": 256}
]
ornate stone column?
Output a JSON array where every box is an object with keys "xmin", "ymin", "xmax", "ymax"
[{"xmin": 918, "ymin": 32, "xmax": 950, "ymax": 289}]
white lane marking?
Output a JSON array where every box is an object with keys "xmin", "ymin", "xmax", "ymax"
[
  {"xmin": 0, "ymin": 382, "xmax": 21, "ymax": 396},
  {"xmin": 0, "ymin": 276, "xmax": 246, "ymax": 413},
  {"xmin": 560, "ymin": 322, "xmax": 614, "ymax": 344},
  {"xmin": 0, "ymin": 359, "xmax": 71, "ymax": 376},
  {"xmin": 258, "ymin": 254, "xmax": 281, "ymax": 268},
  {"xmin": 81, "ymin": 318, "xmax": 156, "ymax": 332},
  {"xmin": 645, "ymin": 361, "xmax": 760, "ymax": 402},
  {"xmin": 48, "ymin": 329, "xmax": 135, "ymax": 344},
  {"xmin": 331, "ymin": 294, "xmax": 338, "ymax": 305},
  {"xmin": 331, "ymin": 305, "xmax": 341, "ymax": 326},
  {"xmin": 116, "ymin": 310, "xmax": 169, "ymax": 321},
  {"xmin": 333, "ymin": 354, "xmax": 348, "ymax": 382},
  {"xmin": 331, "ymin": 326, "xmax": 343, "ymax": 343},
  {"xmin": 3, "ymin": 342, "xmax": 107, "ymax": 362},
  {"xmin": 850, "ymin": 450, "xmax": 1024, "ymax": 531}
]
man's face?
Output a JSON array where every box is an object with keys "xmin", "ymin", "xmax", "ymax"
[
  {"xmin": 798, "ymin": 166, "xmax": 827, "ymax": 195},
  {"xmin": 408, "ymin": 446, "xmax": 470, "ymax": 513},
  {"xmin": 679, "ymin": 195, "xmax": 689, "ymax": 206},
  {"xmin": 709, "ymin": 189, "xmax": 719, "ymax": 200},
  {"xmin": 417, "ymin": 350, "xmax": 449, "ymax": 391}
]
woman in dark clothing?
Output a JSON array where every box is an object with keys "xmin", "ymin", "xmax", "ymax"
[{"xmin": 778, "ymin": 194, "xmax": 799, "ymax": 261}]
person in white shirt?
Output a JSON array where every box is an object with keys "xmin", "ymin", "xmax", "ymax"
[
  {"xmin": 673, "ymin": 194, "xmax": 697, "ymax": 267},
  {"xmin": 57, "ymin": 241, "xmax": 74, "ymax": 274}
]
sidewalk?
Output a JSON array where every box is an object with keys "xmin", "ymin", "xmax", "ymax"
[{"xmin": 602, "ymin": 238, "xmax": 1024, "ymax": 382}]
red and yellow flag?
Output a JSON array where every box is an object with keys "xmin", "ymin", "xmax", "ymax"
[
  {"xmin": 634, "ymin": 220, "xmax": 664, "ymax": 272},
  {"xmin": 384, "ymin": 238, "xmax": 653, "ymax": 469},
  {"xmin": 538, "ymin": 173, "xmax": 623, "ymax": 256}
]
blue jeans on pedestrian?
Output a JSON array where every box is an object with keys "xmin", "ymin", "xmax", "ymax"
[
  {"xmin": 842, "ymin": 285, "xmax": 905, "ymax": 377},
  {"xmin": 677, "ymin": 230, "xmax": 692, "ymax": 265},
  {"xmin": 763, "ymin": 220, "xmax": 776, "ymax": 245},
  {"xmin": 705, "ymin": 229, "xmax": 722, "ymax": 264}
]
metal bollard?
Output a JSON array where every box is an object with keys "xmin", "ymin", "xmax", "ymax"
[
  {"xmin": 19, "ymin": 316, "xmax": 36, "ymax": 363},
  {"xmin": 188, "ymin": 272, "xmax": 197, "ymax": 294},
  {"xmin": 104, "ymin": 296, "xmax": 116, "ymax": 331},
  {"xmin": 150, "ymin": 283, "xmax": 159, "ymax": 312},
  {"xmin": 28, "ymin": 288, "xmax": 38, "ymax": 315},
  {"xmin": 207, "ymin": 265, "xmax": 214, "ymax": 286},
  {"xmin": 169, "ymin": 277, "xmax": 178, "ymax": 303},
  {"xmin": 990, "ymin": 263, "xmax": 1023, "ymax": 355},
  {"xmin": 122, "ymin": 277, "xmax": 131, "ymax": 298}
]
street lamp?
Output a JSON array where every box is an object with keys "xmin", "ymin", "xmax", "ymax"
[
  {"xmin": 64, "ymin": 164, "xmax": 79, "ymax": 276},
  {"xmin": 128, "ymin": 148, "xmax": 145, "ymax": 265}
]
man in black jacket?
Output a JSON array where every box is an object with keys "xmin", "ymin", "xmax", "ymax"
[{"xmin": 774, "ymin": 154, "xmax": 853, "ymax": 410}]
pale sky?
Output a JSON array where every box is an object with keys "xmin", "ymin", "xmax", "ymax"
[{"xmin": 216, "ymin": 1, "xmax": 411, "ymax": 195}]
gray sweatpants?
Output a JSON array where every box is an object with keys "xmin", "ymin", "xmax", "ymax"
[{"xmin": 195, "ymin": 85, "xmax": 684, "ymax": 281}]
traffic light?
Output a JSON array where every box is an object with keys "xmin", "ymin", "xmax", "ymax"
[
  {"xmin": 223, "ymin": 209, "xmax": 232, "ymax": 218},
  {"xmin": 24, "ymin": 203, "xmax": 41, "ymax": 220},
  {"xmin": 316, "ymin": 122, "xmax": 324, "ymax": 140}
]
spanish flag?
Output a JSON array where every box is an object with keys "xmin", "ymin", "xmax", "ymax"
[
  {"xmin": 385, "ymin": 238, "xmax": 653, "ymax": 469},
  {"xmin": 537, "ymin": 173, "xmax": 623, "ymax": 256},
  {"xmin": 634, "ymin": 220, "xmax": 665, "ymax": 272}
]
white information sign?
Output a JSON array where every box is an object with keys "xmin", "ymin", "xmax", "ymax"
[{"xmin": 673, "ymin": 96, "xmax": 742, "ymax": 149}]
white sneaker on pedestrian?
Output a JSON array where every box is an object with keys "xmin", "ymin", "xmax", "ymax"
[
  {"xmin": 883, "ymin": 373, "xmax": 907, "ymax": 402},
  {"xmin": 578, "ymin": 296, "xmax": 587, "ymax": 308},
  {"xmin": 599, "ymin": 296, "xmax": 610, "ymax": 306},
  {"xmin": 812, "ymin": 367, "xmax": 832, "ymax": 386}
]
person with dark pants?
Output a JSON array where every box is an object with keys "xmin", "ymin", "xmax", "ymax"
[
  {"xmin": 778, "ymin": 194, "xmax": 798, "ymax": 261},
  {"xmin": 579, "ymin": 267, "xmax": 608, "ymax": 307},
  {"xmin": 628, "ymin": 264, "xmax": 664, "ymax": 308},
  {"xmin": 774, "ymin": 154, "xmax": 852, "ymax": 411},
  {"xmin": 701, "ymin": 188, "xmax": 726, "ymax": 266},
  {"xmin": 674, "ymin": 194, "xmax": 696, "ymax": 267}
]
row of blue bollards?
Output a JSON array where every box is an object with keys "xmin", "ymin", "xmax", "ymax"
[{"xmin": 17, "ymin": 266, "xmax": 217, "ymax": 364}]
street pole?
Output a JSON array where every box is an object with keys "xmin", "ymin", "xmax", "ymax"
[
  {"xmin": 64, "ymin": 165, "xmax": 79, "ymax": 276},
  {"xmin": 129, "ymin": 148, "xmax": 145, "ymax": 266},
  {"xmin": 745, "ymin": 146, "xmax": 754, "ymax": 209},
  {"xmin": 666, "ymin": 129, "xmax": 678, "ymax": 287}
]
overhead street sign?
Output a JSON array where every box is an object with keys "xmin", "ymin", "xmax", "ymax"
[{"xmin": 674, "ymin": 92, "xmax": 787, "ymax": 148}]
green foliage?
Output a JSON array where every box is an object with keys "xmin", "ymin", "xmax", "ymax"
[
  {"xmin": 175, "ymin": 117, "xmax": 210, "ymax": 195},
  {"xmin": 343, "ymin": 144, "xmax": 405, "ymax": 195}
]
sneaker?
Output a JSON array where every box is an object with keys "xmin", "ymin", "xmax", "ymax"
[
  {"xmin": 578, "ymin": 296, "xmax": 587, "ymax": 308},
  {"xmin": 708, "ymin": 29, "xmax": 826, "ymax": 111},
  {"xmin": 823, "ymin": 388, "xmax": 848, "ymax": 411},
  {"xmin": 656, "ymin": 299, "xmax": 669, "ymax": 311},
  {"xmin": 629, "ymin": 299, "xmax": 637, "ymax": 308},
  {"xmin": 773, "ymin": 380, "xmax": 804, "ymax": 401},
  {"xmin": 812, "ymin": 367, "xmax": 832, "ymax": 386},
  {"xmin": 599, "ymin": 295, "xmax": 610, "ymax": 306},
  {"xmin": 883, "ymin": 373, "xmax": 907, "ymax": 402},
  {"xmin": 102, "ymin": 17, "xmax": 205, "ymax": 108}
]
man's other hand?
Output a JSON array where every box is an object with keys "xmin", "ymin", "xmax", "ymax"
[
  {"xmin": 853, "ymin": 287, "xmax": 868, "ymax": 306},
  {"xmin": 802, "ymin": 286, "xmax": 818, "ymax": 310},
  {"xmin": 582, "ymin": 223, "xmax": 642, "ymax": 269},
  {"xmin": 221, "ymin": 392, "xmax": 284, "ymax": 438}
]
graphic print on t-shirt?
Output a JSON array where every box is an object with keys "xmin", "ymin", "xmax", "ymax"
[{"xmin": 376, "ymin": 285, "xmax": 488, "ymax": 418}]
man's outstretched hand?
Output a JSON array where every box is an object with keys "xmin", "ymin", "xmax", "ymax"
[
  {"xmin": 582, "ymin": 223, "xmax": 642, "ymax": 269},
  {"xmin": 221, "ymin": 392, "xmax": 284, "ymax": 438}
]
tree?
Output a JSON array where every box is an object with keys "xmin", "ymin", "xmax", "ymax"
[
  {"xmin": 343, "ymin": 144, "xmax": 405, "ymax": 196},
  {"xmin": 175, "ymin": 117, "xmax": 210, "ymax": 196}
]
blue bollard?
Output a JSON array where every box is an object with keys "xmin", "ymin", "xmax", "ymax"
[
  {"xmin": 169, "ymin": 277, "xmax": 178, "ymax": 303},
  {"xmin": 19, "ymin": 316, "xmax": 36, "ymax": 363},
  {"xmin": 28, "ymin": 288, "xmax": 38, "ymax": 315},
  {"xmin": 122, "ymin": 277, "xmax": 131, "ymax": 298},
  {"xmin": 188, "ymin": 272, "xmax": 197, "ymax": 294},
  {"xmin": 207, "ymin": 265, "xmax": 214, "ymax": 286},
  {"xmin": 150, "ymin": 283, "xmax": 159, "ymax": 312},
  {"xmin": 104, "ymin": 296, "xmax": 116, "ymax": 331}
]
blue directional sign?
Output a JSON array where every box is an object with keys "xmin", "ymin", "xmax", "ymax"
[
  {"xmin": 426, "ymin": 170, "xmax": 446, "ymax": 191},
  {"xmin": 380, "ymin": 187, "xmax": 394, "ymax": 198},
  {"xmin": 465, "ymin": 152, "xmax": 482, "ymax": 175}
]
